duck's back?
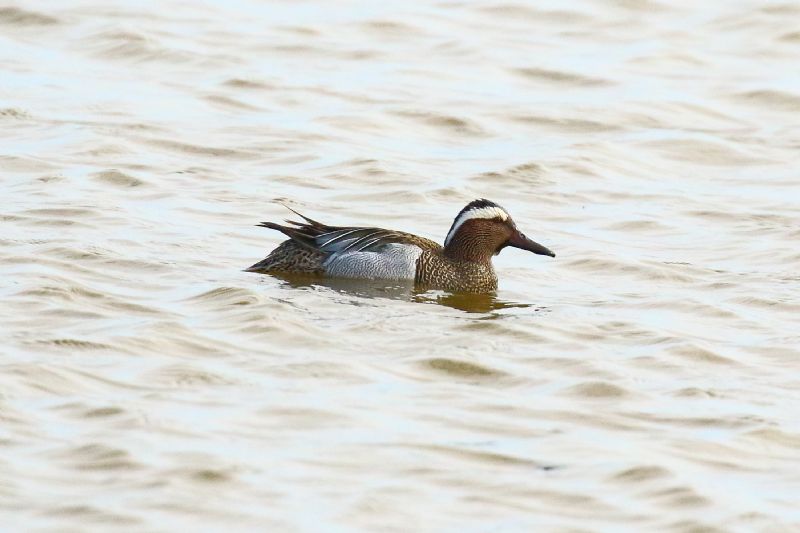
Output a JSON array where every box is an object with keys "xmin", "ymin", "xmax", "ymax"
[{"xmin": 246, "ymin": 218, "xmax": 441, "ymax": 280}]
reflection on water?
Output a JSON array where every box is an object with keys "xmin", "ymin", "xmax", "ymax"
[
  {"xmin": 264, "ymin": 271, "xmax": 535, "ymax": 314},
  {"xmin": 267, "ymin": 271, "xmax": 416, "ymax": 299},
  {"xmin": 412, "ymin": 289, "xmax": 536, "ymax": 314}
]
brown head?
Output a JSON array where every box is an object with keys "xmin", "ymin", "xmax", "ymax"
[{"xmin": 443, "ymin": 199, "xmax": 555, "ymax": 263}]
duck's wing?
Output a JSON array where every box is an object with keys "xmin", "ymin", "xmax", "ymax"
[
  {"xmin": 316, "ymin": 227, "xmax": 441, "ymax": 254},
  {"xmin": 257, "ymin": 213, "xmax": 441, "ymax": 255}
]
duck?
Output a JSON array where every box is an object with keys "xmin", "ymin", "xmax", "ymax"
[{"xmin": 245, "ymin": 199, "xmax": 555, "ymax": 292}]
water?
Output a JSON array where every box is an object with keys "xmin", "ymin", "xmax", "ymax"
[{"xmin": 2, "ymin": 0, "xmax": 799, "ymax": 530}]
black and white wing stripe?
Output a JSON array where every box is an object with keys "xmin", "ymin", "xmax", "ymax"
[{"xmin": 316, "ymin": 228, "xmax": 409, "ymax": 254}]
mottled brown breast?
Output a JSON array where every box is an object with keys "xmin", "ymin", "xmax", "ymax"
[{"xmin": 415, "ymin": 250, "xmax": 498, "ymax": 293}]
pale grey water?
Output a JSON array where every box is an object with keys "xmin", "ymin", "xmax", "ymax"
[{"xmin": 1, "ymin": 1, "xmax": 800, "ymax": 531}]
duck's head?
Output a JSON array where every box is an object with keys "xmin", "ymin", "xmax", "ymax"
[{"xmin": 443, "ymin": 199, "xmax": 555, "ymax": 262}]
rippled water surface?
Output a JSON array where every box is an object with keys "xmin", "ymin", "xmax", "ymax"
[{"xmin": 2, "ymin": 0, "xmax": 800, "ymax": 530}]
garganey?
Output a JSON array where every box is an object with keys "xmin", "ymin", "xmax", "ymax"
[{"xmin": 246, "ymin": 199, "xmax": 555, "ymax": 292}]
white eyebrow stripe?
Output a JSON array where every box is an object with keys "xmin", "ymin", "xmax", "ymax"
[{"xmin": 444, "ymin": 206, "xmax": 509, "ymax": 246}]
